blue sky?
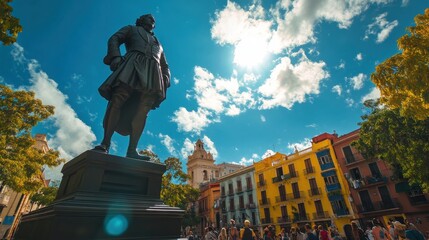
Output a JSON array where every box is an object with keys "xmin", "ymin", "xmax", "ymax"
[{"xmin": 1, "ymin": 0, "xmax": 427, "ymax": 180}]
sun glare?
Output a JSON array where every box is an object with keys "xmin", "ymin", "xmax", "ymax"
[{"xmin": 233, "ymin": 38, "xmax": 268, "ymax": 68}]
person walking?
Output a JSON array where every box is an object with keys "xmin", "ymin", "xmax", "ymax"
[{"xmin": 239, "ymin": 220, "xmax": 256, "ymax": 240}]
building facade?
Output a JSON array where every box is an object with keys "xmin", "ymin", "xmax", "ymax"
[
  {"xmin": 333, "ymin": 129, "xmax": 429, "ymax": 233},
  {"xmin": 0, "ymin": 134, "xmax": 50, "ymax": 238},
  {"xmin": 218, "ymin": 165, "xmax": 260, "ymax": 230},
  {"xmin": 253, "ymin": 134, "xmax": 355, "ymax": 235},
  {"xmin": 197, "ymin": 182, "xmax": 220, "ymax": 235}
]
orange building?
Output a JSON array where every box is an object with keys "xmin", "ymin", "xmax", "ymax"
[{"xmin": 198, "ymin": 182, "xmax": 220, "ymax": 234}]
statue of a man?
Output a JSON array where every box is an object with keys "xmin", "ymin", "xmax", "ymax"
[{"xmin": 93, "ymin": 14, "xmax": 170, "ymax": 160}]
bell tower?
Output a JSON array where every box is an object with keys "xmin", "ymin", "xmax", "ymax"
[{"xmin": 187, "ymin": 139, "xmax": 218, "ymax": 188}]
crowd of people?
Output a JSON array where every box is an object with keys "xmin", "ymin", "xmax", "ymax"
[{"xmin": 183, "ymin": 218, "xmax": 426, "ymax": 240}]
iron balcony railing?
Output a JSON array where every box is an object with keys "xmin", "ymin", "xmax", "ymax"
[
  {"xmin": 287, "ymin": 191, "xmax": 305, "ymax": 200},
  {"xmin": 275, "ymin": 195, "xmax": 287, "ymax": 203},
  {"xmin": 308, "ymin": 187, "xmax": 322, "ymax": 196},
  {"xmin": 236, "ymin": 187, "xmax": 244, "ymax": 194},
  {"xmin": 261, "ymin": 218, "xmax": 273, "ymax": 224},
  {"xmin": 259, "ymin": 198, "xmax": 271, "ymax": 206},
  {"xmin": 257, "ymin": 180, "xmax": 266, "ymax": 187},
  {"xmin": 277, "ymin": 216, "xmax": 292, "ymax": 223},
  {"xmin": 246, "ymin": 203, "xmax": 256, "ymax": 209},
  {"xmin": 356, "ymin": 198, "xmax": 401, "ymax": 213},
  {"xmin": 312, "ymin": 211, "xmax": 330, "ymax": 220},
  {"xmin": 293, "ymin": 213, "xmax": 310, "ymax": 222}
]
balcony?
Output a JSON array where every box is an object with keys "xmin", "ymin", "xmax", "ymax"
[
  {"xmin": 257, "ymin": 180, "xmax": 266, "ymax": 187},
  {"xmin": 293, "ymin": 213, "xmax": 310, "ymax": 222},
  {"xmin": 229, "ymin": 206, "xmax": 235, "ymax": 211},
  {"xmin": 333, "ymin": 208, "xmax": 350, "ymax": 216},
  {"xmin": 261, "ymin": 218, "xmax": 273, "ymax": 224},
  {"xmin": 282, "ymin": 171, "xmax": 299, "ymax": 180},
  {"xmin": 356, "ymin": 198, "xmax": 401, "ymax": 213},
  {"xmin": 326, "ymin": 183, "xmax": 341, "ymax": 192},
  {"xmin": 277, "ymin": 216, "xmax": 292, "ymax": 223},
  {"xmin": 320, "ymin": 162, "xmax": 335, "ymax": 171},
  {"xmin": 245, "ymin": 185, "xmax": 253, "ymax": 191},
  {"xmin": 228, "ymin": 190, "xmax": 234, "ymax": 196},
  {"xmin": 408, "ymin": 194, "xmax": 429, "ymax": 205},
  {"xmin": 275, "ymin": 195, "xmax": 287, "ymax": 203},
  {"xmin": 312, "ymin": 211, "xmax": 330, "ymax": 220},
  {"xmin": 272, "ymin": 176, "xmax": 282, "ymax": 183},
  {"xmin": 238, "ymin": 204, "xmax": 246, "ymax": 211},
  {"xmin": 236, "ymin": 187, "xmax": 244, "ymax": 194},
  {"xmin": 221, "ymin": 207, "xmax": 227, "ymax": 213},
  {"xmin": 246, "ymin": 203, "xmax": 256, "ymax": 209},
  {"xmin": 287, "ymin": 191, "xmax": 305, "ymax": 200},
  {"xmin": 259, "ymin": 198, "xmax": 271, "ymax": 206},
  {"xmin": 344, "ymin": 154, "xmax": 366, "ymax": 166},
  {"xmin": 303, "ymin": 167, "xmax": 315, "ymax": 175},
  {"xmin": 308, "ymin": 188, "xmax": 322, "ymax": 196}
]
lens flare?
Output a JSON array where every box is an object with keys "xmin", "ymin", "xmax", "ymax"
[{"xmin": 104, "ymin": 214, "xmax": 128, "ymax": 236}]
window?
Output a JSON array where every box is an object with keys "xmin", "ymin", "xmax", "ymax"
[
  {"xmin": 319, "ymin": 155, "xmax": 332, "ymax": 164},
  {"xmin": 359, "ymin": 190, "xmax": 374, "ymax": 211},
  {"xmin": 221, "ymin": 186, "xmax": 225, "ymax": 196},
  {"xmin": 281, "ymin": 205, "xmax": 288, "ymax": 218},
  {"xmin": 309, "ymin": 178, "xmax": 319, "ymax": 195},
  {"xmin": 343, "ymin": 146, "xmax": 355, "ymax": 163},
  {"xmin": 292, "ymin": 182, "xmax": 300, "ymax": 198},
  {"xmin": 248, "ymin": 194, "xmax": 254, "ymax": 204},
  {"xmin": 229, "ymin": 198, "xmax": 235, "ymax": 211},
  {"xmin": 261, "ymin": 190, "xmax": 268, "ymax": 204},
  {"xmin": 349, "ymin": 168, "xmax": 362, "ymax": 180},
  {"xmin": 304, "ymin": 158, "xmax": 314, "ymax": 173},
  {"xmin": 264, "ymin": 207, "xmax": 271, "ymax": 222},
  {"xmin": 276, "ymin": 167, "xmax": 284, "ymax": 177},
  {"xmin": 203, "ymin": 170, "xmax": 208, "ymax": 180},
  {"xmin": 252, "ymin": 212, "xmax": 256, "ymax": 225},
  {"xmin": 239, "ymin": 195, "xmax": 245, "ymax": 209},
  {"xmin": 278, "ymin": 185, "xmax": 286, "ymax": 201},
  {"xmin": 246, "ymin": 176, "xmax": 252, "ymax": 190},
  {"xmin": 237, "ymin": 180, "xmax": 242, "ymax": 192},
  {"xmin": 228, "ymin": 183, "xmax": 234, "ymax": 195},
  {"xmin": 288, "ymin": 164, "xmax": 297, "ymax": 177},
  {"xmin": 324, "ymin": 175, "xmax": 339, "ymax": 185},
  {"xmin": 368, "ymin": 162, "xmax": 381, "ymax": 178},
  {"xmin": 298, "ymin": 203, "xmax": 306, "ymax": 219},
  {"xmin": 315, "ymin": 200, "xmax": 324, "ymax": 214}
]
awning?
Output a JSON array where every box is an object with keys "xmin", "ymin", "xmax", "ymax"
[{"xmin": 395, "ymin": 181, "xmax": 411, "ymax": 193}]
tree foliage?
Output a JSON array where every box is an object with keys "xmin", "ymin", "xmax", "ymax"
[
  {"xmin": 353, "ymin": 99, "xmax": 429, "ymax": 192},
  {"xmin": 371, "ymin": 8, "xmax": 429, "ymax": 120},
  {"xmin": 30, "ymin": 182, "xmax": 59, "ymax": 206},
  {"xmin": 0, "ymin": 0, "xmax": 22, "ymax": 45},
  {"xmin": 0, "ymin": 84, "xmax": 64, "ymax": 194}
]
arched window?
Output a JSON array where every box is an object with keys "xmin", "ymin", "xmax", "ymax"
[{"xmin": 203, "ymin": 170, "xmax": 208, "ymax": 180}]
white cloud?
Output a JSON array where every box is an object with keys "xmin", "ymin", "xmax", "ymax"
[
  {"xmin": 258, "ymin": 51, "xmax": 329, "ymax": 109},
  {"xmin": 306, "ymin": 123, "xmax": 317, "ymax": 128},
  {"xmin": 260, "ymin": 115, "xmax": 266, "ymax": 122},
  {"xmin": 346, "ymin": 98, "xmax": 355, "ymax": 107},
  {"xmin": 356, "ymin": 53, "xmax": 363, "ymax": 61},
  {"xmin": 146, "ymin": 144, "xmax": 155, "ymax": 153},
  {"xmin": 172, "ymin": 107, "xmax": 213, "ymax": 134},
  {"xmin": 287, "ymin": 138, "xmax": 312, "ymax": 152},
  {"xmin": 361, "ymin": 87, "xmax": 381, "ymax": 102},
  {"xmin": 159, "ymin": 133, "xmax": 176, "ymax": 156},
  {"xmin": 202, "ymin": 135, "xmax": 218, "ymax": 159},
  {"xmin": 76, "ymin": 95, "xmax": 92, "ymax": 105},
  {"xmin": 181, "ymin": 138, "xmax": 195, "ymax": 160},
  {"xmin": 262, "ymin": 149, "xmax": 275, "ymax": 159},
  {"xmin": 88, "ymin": 112, "xmax": 98, "ymax": 122},
  {"xmin": 348, "ymin": 73, "xmax": 366, "ymax": 90},
  {"xmin": 365, "ymin": 12, "xmax": 398, "ymax": 43},
  {"xmin": 226, "ymin": 105, "xmax": 241, "ymax": 116},
  {"xmin": 336, "ymin": 61, "xmax": 345, "ymax": 69},
  {"xmin": 401, "ymin": 0, "xmax": 409, "ymax": 6},
  {"xmin": 332, "ymin": 85, "xmax": 342, "ymax": 96},
  {"xmin": 10, "ymin": 44, "xmax": 96, "ymax": 162},
  {"xmin": 173, "ymin": 77, "xmax": 180, "ymax": 85},
  {"xmin": 269, "ymin": 0, "xmax": 390, "ymax": 52},
  {"xmin": 0, "ymin": 76, "xmax": 4, "ymax": 83}
]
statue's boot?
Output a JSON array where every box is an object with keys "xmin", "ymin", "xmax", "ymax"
[{"xmin": 126, "ymin": 149, "xmax": 151, "ymax": 161}]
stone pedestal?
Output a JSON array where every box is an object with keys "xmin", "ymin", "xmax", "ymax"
[{"xmin": 14, "ymin": 150, "xmax": 184, "ymax": 240}]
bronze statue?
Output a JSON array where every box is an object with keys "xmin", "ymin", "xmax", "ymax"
[{"xmin": 93, "ymin": 14, "xmax": 170, "ymax": 160}]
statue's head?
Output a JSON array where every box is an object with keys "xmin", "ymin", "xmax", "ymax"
[{"xmin": 136, "ymin": 14, "xmax": 155, "ymax": 32}]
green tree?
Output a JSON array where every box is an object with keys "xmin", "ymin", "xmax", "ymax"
[
  {"xmin": 30, "ymin": 181, "xmax": 59, "ymax": 206},
  {"xmin": 353, "ymin": 99, "xmax": 429, "ymax": 192},
  {"xmin": 0, "ymin": 84, "xmax": 64, "ymax": 194},
  {"xmin": 371, "ymin": 8, "xmax": 429, "ymax": 120},
  {"xmin": 0, "ymin": 0, "xmax": 22, "ymax": 45}
]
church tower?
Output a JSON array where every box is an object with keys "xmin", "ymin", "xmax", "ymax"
[{"xmin": 187, "ymin": 139, "xmax": 219, "ymax": 188}]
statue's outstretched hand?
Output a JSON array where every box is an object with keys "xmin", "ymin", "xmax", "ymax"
[{"xmin": 110, "ymin": 57, "xmax": 123, "ymax": 71}]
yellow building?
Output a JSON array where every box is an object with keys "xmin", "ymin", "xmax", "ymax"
[{"xmin": 254, "ymin": 133, "xmax": 355, "ymax": 235}]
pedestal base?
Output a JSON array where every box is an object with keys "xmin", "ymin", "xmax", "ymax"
[{"xmin": 14, "ymin": 150, "xmax": 184, "ymax": 240}]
